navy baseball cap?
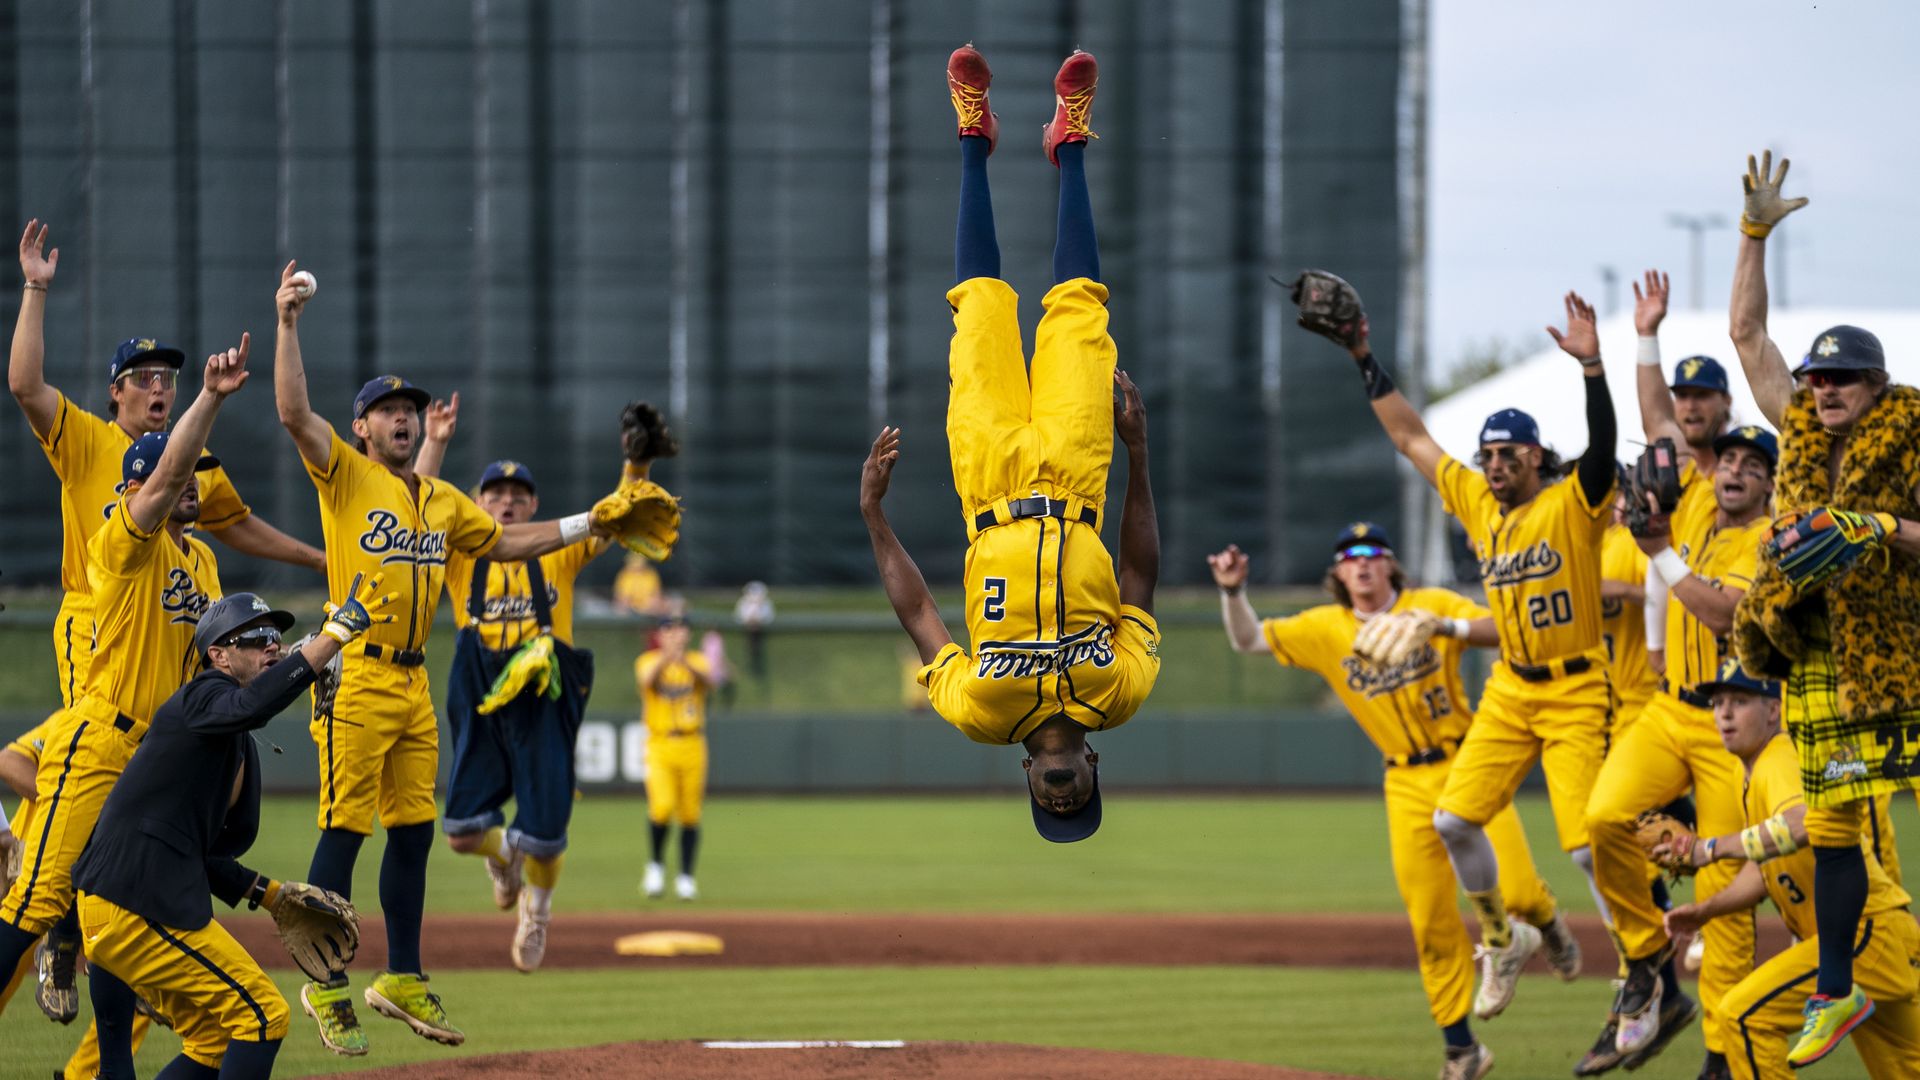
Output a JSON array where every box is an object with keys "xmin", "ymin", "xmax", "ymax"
[
  {"xmin": 1031, "ymin": 767, "xmax": 1103, "ymax": 844},
  {"xmin": 353, "ymin": 375, "xmax": 431, "ymax": 419},
  {"xmin": 1711, "ymin": 424, "xmax": 1779, "ymax": 468},
  {"xmin": 1696, "ymin": 657, "xmax": 1780, "ymax": 700},
  {"xmin": 1669, "ymin": 355, "xmax": 1729, "ymax": 393},
  {"xmin": 193, "ymin": 592, "xmax": 297, "ymax": 661},
  {"xmin": 1796, "ymin": 325, "xmax": 1885, "ymax": 374},
  {"xmin": 1333, "ymin": 521, "xmax": 1394, "ymax": 558},
  {"xmin": 477, "ymin": 460, "xmax": 537, "ymax": 495},
  {"xmin": 122, "ymin": 431, "xmax": 220, "ymax": 485},
  {"xmin": 107, "ymin": 337, "xmax": 187, "ymax": 382},
  {"xmin": 1478, "ymin": 408, "xmax": 1540, "ymax": 446}
]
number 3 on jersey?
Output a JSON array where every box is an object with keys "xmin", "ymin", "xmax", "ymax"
[
  {"xmin": 1527, "ymin": 588, "xmax": 1574, "ymax": 631},
  {"xmin": 982, "ymin": 577, "xmax": 1007, "ymax": 622}
]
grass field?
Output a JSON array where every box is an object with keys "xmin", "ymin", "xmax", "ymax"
[{"xmin": 4, "ymin": 793, "xmax": 1912, "ymax": 1077}]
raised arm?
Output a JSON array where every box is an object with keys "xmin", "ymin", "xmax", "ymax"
[
  {"xmin": 206, "ymin": 515, "xmax": 326, "ymax": 574},
  {"xmin": 1728, "ymin": 152, "xmax": 1807, "ymax": 428},
  {"xmin": 127, "ymin": 339, "xmax": 249, "ymax": 535},
  {"xmin": 1343, "ymin": 330, "xmax": 1446, "ymax": 486},
  {"xmin": 7, "ymin": 220, "xmax": 61, "ymax": 437},
  {"xmin": 859, "ymin": 426, "xmax": 954, "ymax": 664},
  {"xmin": 1545, "ymin": 291, "xmax": 1616, "ymax": 507},
  {"xmin": 273, "ymin": 260, "xmax": 335, "ymax": 468},
  {"xmin": 1113, "ymin": 371, "xmax": 1158, "ymax": 615},
  {"xmin": 1206, "ymin": 545, "xmax": 1267, "ymax": 655},
  {"xmin": 414, "ymin": 391, "xmax": 460, "ymax": 480},
  {"xmin": 1631, "ymin": 269, "xmax": 1687, "ymax": 446}
]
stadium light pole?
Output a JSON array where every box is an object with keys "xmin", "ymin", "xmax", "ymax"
[{"xmin": 1666, "ymin": 212, "xmax": 1729, "ymax": 309}]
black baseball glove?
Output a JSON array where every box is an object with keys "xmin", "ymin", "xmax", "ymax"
[
  {"xmin": 1623, "ymin": 438, "xmax": 1683, "ymax": 538},
  {"xmin": 1284, "ymin": 269, "xmax": 1368, "ymax": 349}
]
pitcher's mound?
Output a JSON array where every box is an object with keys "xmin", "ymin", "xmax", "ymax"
[{"xmin": 321, "ymin": 1039, "xmax": 1362, "ymax": 1079}]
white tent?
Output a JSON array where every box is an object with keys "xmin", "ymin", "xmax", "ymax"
[{"xmin": 1412, "ymin": 309, "xmax": 1920, "ymax": 582}]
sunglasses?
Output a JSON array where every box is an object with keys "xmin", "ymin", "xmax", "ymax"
[
  {"xmin": 219, "ymin": 626, "xmax": 282, "ymax": 651},
  {"xmin": 1335, "ymin": 544, "xmax": 1390, "ymax": 562},
  {"xmin": 115, "ymin": 368, "xmax": 179, "ymax": 391},
  {"xmin": 1800, "ymin": 369, "xmax": 1865, "ymax": 389},
  {"xmin": 1472, "ymin": 445, "xmax": 1533, "ymax": 467}
]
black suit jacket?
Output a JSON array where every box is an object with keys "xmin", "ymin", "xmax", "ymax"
[{"xmin": 72, "ymin": 653, "xmax": 317, "ymax": 930}]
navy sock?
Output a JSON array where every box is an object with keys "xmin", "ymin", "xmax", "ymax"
[
  {"xmin": 954, "ymin": 135, "xmax": 1000, "ymax": 284},
  {"xmin": 1660, "ymin": 954, "xmax": 1682, "ymax": 1000},
  {"xmin": 1051, "ymin": 140, "xmax": 1099, "ymax": 284},
  {"xmin": 216, "ymin": 1038, "xmax": 282, "ymax": 1079},
  {"xmin": 650, "ymin": 821, "xmax": 670, "ymax": 863},
  {"xmin": 50, "ymin": 903, "xmax": 80, "ymax": 943},
  {"xmin": 680, "ymin": 826, "xmax": 701, "ymax": 877},
  {"xmin": 1650, "ymin": 879, "xmax": 1672, "ymax": 911},
  {"xmin": 90, "ymin": 966, "xmax": 140, "ymax": 1080},
  {"xmin": 154, "ymin": 1055, "xmax": 219, "ymax": 1079},
  {"xmin": 308, "ymin": 828, "xmax": 366, "ymax": 898},
  {"xmin": 0, "ymin": 920, "xmax": 35, "ymax": 982},
  {"xmin": 380, "ymin": 821, "xmax": 434, "ymax": 975},
  {"xmin": 1441, "ymin": 1018, "xmax": 1474, "ymax": 1050},
  {"xmin": 1814, "ymin": 844, "xmax": 1868, "ymax": 997}
]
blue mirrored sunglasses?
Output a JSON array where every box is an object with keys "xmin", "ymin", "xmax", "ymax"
[
  {"xmin": 220, "ymin": 626, "xmax": 282, "ymax": 650},
  {"xmin": 1335, "ymin": 544, "xmax": 1390, "ymax": 562}
]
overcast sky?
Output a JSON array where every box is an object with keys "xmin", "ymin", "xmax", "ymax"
[{"xmin": 1429, "ymin": 0, "xmax": 1920, "ymax": 378}]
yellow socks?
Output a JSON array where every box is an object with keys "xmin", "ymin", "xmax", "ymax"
[{"xmin": 526, "ymin": 853, "xmax": 563, "ymax": 916}]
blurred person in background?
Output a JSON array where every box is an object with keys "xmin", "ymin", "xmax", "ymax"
[{"xmin": 733, "ymin": 581, "xmax": 774, "ymax": 679}]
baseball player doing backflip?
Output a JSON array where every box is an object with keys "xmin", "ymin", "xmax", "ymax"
[
  {"xmin": 862, "ymin": 44, "xmax": 1160, "ymax": 843},
  {"xmin": 1723, "ymin": 150, "xmax": 1920, "ymax": 1067},
  {"xmin": 272, "ymin": 261, "xmax": 611, "ymax": 1054},
  {"xmin": 1209, "ymin": 524, "xmax": 1572, "ymax": 1080}
]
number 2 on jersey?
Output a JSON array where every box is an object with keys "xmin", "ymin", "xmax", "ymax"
[
  {"xmin": 983, "ymin": 577, "xmax": 1007, "ymax": 622},
  {"xmin": 1526, "ymin": 589, "xmax": 1574, "ymax": 631}
]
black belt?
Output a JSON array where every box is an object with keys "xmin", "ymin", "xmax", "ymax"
[
  {"xmin": 974, "ymin": 495, "xmax": 1097, "ymax": 534},
  {"xmin": 114, "ymin": 712, "xmax": 136, "ymax": 734},
  {"xmin": 363, "ymin": 644, "xmax": 427, "ymax": 667},
  {"xmin": 1510, "ymin": 656, "xmax": 1592, "ymax": 683},
  {"xmin": 1386, "ymin": 745, "xmax": 1450, "ymax": 769},
  {"xmin": 1662, "ymin": 679, "xmax": 1711, "ymax": 709}
]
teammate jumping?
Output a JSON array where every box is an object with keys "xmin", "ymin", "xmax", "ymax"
[
  {"xmin": 1209, "ymin": 525, "xmax": 1572, "ymax": 1080},
  {"xmin": 862, "ymin": 44, "xmax": 1160, "ymax": 843}
]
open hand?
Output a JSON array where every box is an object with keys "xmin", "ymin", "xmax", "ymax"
[
  {"xmin": 860, "ymin": 426, "xmax": 902, "ymax": 511},
  {"xmin": 1741, "ymin": 150, "xmax": 1809, "ymax": 237},
  {"xmin": 1114, "ymin": 370, "xmax": 1147, "ymax": 450},
  {"xmin": 425, "ymin": 392, "xmax": 460, "ymax": 444},
  {"xmin": 203, "ymin": 333, "xmax": 252, "ymax": 397},
  {"xmin": 1546, "ymin": 291, "xmax": 1600, "ymax": 363},
  {"xmin": 19, "ymin": 219, "xmax": 56, "ymax": 286},
  {"xmin": 322, "ymin": 572, "xmax": 400, "ymax": 644},
  {"xmin": 1206, "ymin": 544, "xmax": 1251, "ymax": 590},
  {"xmin": 1632, "ymin": 270, "xmax": 1670, "ymax": 336}
]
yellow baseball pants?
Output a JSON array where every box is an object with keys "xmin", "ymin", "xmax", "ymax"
[
  {"xmin": 646, "ymin": 735, "xmax": 708, "ymax": 827},
  {"xmin": 1722, "ymin": 912, "xmax": 1920, "ymax": 1079}
]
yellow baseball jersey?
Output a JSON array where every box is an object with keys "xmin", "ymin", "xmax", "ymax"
[
  {"xmin": 1670, "ymin": 458, "xmax": 1717, "ymax": 550},
  {"xmin": 36, "ymin": 391, "xmax": 248, "ymax": 596},
  {"xmin": 306, "ymin": 427, "xmax": 501, "ymax": 655},
  {"xmin": 1748, "ymin": 733, "xmax": 1910, "ymax": 942},
  {"xmin": 1600, "ymin": 525, "xmax": 1656, "ymax": 705},
  {"xmin": 82, "ymin": 498, "xmax": 222, "ymax": 722},
  {"xmin": 636, "ymin": 651, "xmax": 713, "ymax": 737},
  {"xmin": 1664, "ymin": 517, "xmax": 1766, "ymax": 692},
  {"xmin": 1436, "ymin": 456, "xmax": 1609, "ymax": 666},
  {"xmin": 1260, "ymin": 588, "xmax": 1488, "ymax": 761},
  {"xmin": 446, "ymin": 538, "xmax": 607, "ymax": 650}
]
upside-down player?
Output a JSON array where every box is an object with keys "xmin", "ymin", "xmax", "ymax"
[
  {"xmin": 862, "ymin": 45, "xmax": 1159, "ymax": 843},
  {"xmin": 1725, "ymin": 150, "xmax": 1920, "ymax": 1067},
  {"xmin": 272, "ymin": 261, "xmax": 612, "ymax": 1053},
  {"xmin": 1209, "ymin": 524, "xmax": 1573, "ymax": 1080}
]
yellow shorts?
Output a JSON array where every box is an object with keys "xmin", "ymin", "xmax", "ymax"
[
  {"xmin": 52, "ymin": 591, "xmax": 94, "ymax": 710},
  {"xmin": 1, "ymin": 696, "xmax": 143, "ymax": 933},
  {"xmin": 78, "ymin": 891, "xmax": 289, "ymax": 1066},
  {"xmin": 646, "ymin": 735, "xmax": 708, "ymax": 827},
  {"xmin": 946, "ymin": 276, "xmax": 1114, "ymax": 540},
  {"xmin": 311, "ymin": 655, "xmax": 439, "ymax": 834},
  {"xmin": 1437, "ymin": 664, "xmax": 1611, "ymax": 851},
  {"xmin": 1721, "ymin": 911, "xmax": 1920, "ymax": 1079}
]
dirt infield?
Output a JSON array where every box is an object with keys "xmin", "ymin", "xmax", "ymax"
[
  {"xmin": 230, "ymin": 910, "xmax": 1795, "ymax": 976},
  {"xmin": 333, "ymin": 1039, "xmax": 1356, "ymax": 1079}
]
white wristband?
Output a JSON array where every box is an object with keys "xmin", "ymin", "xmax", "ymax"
[
  {"xmin": 1636, "ymin": 334, "xmax": 1662, "ymax": 368},
  {"xmin": 1652, "ymin": 548, "xmax": 1691, "ymax": 588},
  {"xmin": 1644, "ymin": 562, "xmax": 1668, "ymax": 650},
  {"xmin": 1446, "ymin": 618, "xmax": 1471, "ymax": 640},
  {"xmin": 558, "ymin": 512, "xmax": 592, "ymax": 546}
]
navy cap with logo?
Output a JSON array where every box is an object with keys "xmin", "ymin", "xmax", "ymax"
[
  {"xmin": 121, "ymin": 431, "xmax": 221, "ymax": 485},
  {"xmin": 1031, "ymin": 768, "xmax": 1102, "ymax": 843},
  {"xmin": 1669, "ymin": 355, "xmax": 1729, "ymax": 394},
  {"xmin": 1796, "ymin": 325, "xmax": 1885, "ymax": 374},
  {"xmin": 1333, "ymin": 521, "xmax": 1395, "ymax": 560},
  {"xmin": 477, "ymin": 460, "xmax": 538, "ymax": 495},
  {"xmin": 1695, "ymin": 657, "xmax": 1780, "ymax": 700},
  {"xmin": 1710, "ymin": 424, "xmax": 1779, "ymax": 468},
  {"xmin": 107, "ymin": 337, "xmax": 187, "ymax": 382},
  {"xmin": 192, "ymin": 592, "xmax": 297, "ymax": 661},
  {"xmin": 353, "ymin": 375, "xmax": 432, "ymax": 419},
  {"xmin": 1478, "ymin": 408, "xmax": 1541, "ymax": 447}
]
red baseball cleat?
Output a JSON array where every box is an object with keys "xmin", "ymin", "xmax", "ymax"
[
  {"xmin": 1042, "ymin": 49, "xmax": 1099, "ymax": 166},
  {"xmin": 947, "ymin": 44, "xmax": 998, "ymax": 154}
]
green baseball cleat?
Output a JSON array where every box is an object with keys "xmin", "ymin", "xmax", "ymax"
[
  {"xmin": 365, "ymin": 971, "xmax": 466, "ymax": 1046},
  {"xmin": 300, "ymin": 980, "xmax": 369, "ymax": 1057}
]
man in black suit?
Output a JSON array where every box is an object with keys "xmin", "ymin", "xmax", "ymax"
[{"xmin": 72, "ymin": 578, "xmax": 391, "ymax": 1079}]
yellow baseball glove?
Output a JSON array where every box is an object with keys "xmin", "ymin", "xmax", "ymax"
[
  {"xmin": 1352, "ymin": 610, "xmax": 1444, "ymax": 668},
  {"xmin": 1633, "ymin": 810, "xmax": 1698, "ymax": 878},
  {"xmin": 591, "ymin": 477, "xmax": 681, "ymax": 562},
  {"xmin": 478, "ymin": 634, "xmax": 561, "ymax": 715}
]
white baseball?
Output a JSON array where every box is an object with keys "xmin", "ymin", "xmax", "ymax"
[{"xmin": 291, "ymin": 270, "xmax": 317, "ymax": 300}]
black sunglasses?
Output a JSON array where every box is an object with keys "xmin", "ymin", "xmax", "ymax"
[
  {"xmin": 1473, "ymin": 445, "xmax": 1532, "ymax": 467},
  {"xmin": 220, "ymin": 626, "xmax": 282, "ymax": 651},
  {"xmin": 1801, "ymin": 369, "xmax": 1865, "ymax": 389}
]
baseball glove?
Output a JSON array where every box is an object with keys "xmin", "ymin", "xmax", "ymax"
[
  {"xmin": 478, "ymin": 633, "xmax": 561, "ymax": 715},
  {"xmin": 1, "ymin": 829, "xmax": 21, "ymax": 898},
  {"xmin": 1352, "ymin": 610, "xmax": 1445, "ymax": 669},
  {"xmin": 1767, "ymin": 507, "xmax": 1895, "ymax": 591},
  {"xmin": 621, "ymin": 400, "xmax": 681, "ymax": 466},
  {"xmin": 1633, "ymin": 810, "xmax": 1698, "ymax": 878},
  {"xmin": 267, "ymin": 880, "xmax": 360, "ymax": 983},
  {"xmin": 1286, "ymin": 269, "xmax": 1367, "ymax": 349},
  {"xmin": 1622, "ymin": 438, "xmax": 1683, "ymax": 538},
  {"xmin": 592, "ymin": 477, "xmax": 682, "ymax": 562},
  {"xmin": 292, "ymin": 633, "xmax": 344, "ymax": 720}
]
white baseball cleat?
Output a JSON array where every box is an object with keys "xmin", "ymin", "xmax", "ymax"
[
  {"xmin": 1472, "ymin": 920, "xmax": 1542, "ymax": 1020},
  {"xmin": 487, "ymin": 845, "xmax": 524, "ymax": 911},
  {"xmin": 675, "ymin": 873, "xmax": 698, "ymax": 901},
  {"xmin": 641, "ymin": 861, "xmax": 666, "ymax": 899},
  {"xmin": 511, "ymin": 891, "xmax": 548, "ymax": 973},
  {"xmin": 1683, "ymin": 933, "xmax": 1705, "ymax": 973},
  {"xmin": 1539, "ymin": 914, "xmax": 1582, "ymax": 981}
]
